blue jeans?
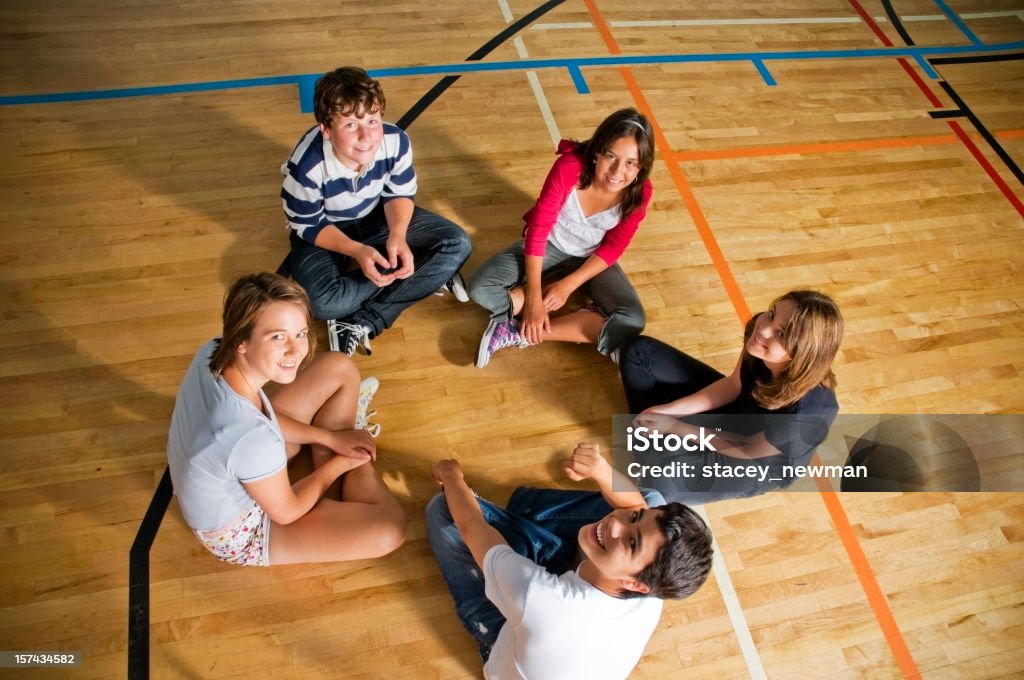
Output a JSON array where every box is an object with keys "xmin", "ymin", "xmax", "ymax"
[
  {"xmin": 467, "ymin": 241, "xmax": 645, "ymax": 355},
  {"xmin": 281, "ymin": 204, "xmax": 472, "ymax": 335},
  {"xmin": 424, "ymin": 487, "xmax": 665, "ymax": 660}
]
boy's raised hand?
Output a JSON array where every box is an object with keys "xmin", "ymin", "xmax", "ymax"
[
  {"xmin": 431, "ymin": 459, "xmax": 465, "ymax": 486},
  {"xmin": 563, "ymin": 442, "xmax": 611, "ymax": 482}
]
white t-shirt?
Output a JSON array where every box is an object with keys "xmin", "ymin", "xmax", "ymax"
[
  {"xmin": 547, "ymin": 187, "xmax": 622, "ymax": 257},
  {"xmin": 483, "ymin": 544, "xmax": 663, "ymax": 680},
  {"xmin": 166, "ymin": 340, "xmax": 287, "ymax": 531}
]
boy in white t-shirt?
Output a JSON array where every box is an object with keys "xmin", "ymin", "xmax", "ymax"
[{"xmin": 426, "ymin": 443, "xmax": 713, "ymax": 680}]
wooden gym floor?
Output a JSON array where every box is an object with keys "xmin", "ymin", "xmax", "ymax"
[{"xmin": 1, "ymin": 1, "xmax": 1022, "ymax": 678}]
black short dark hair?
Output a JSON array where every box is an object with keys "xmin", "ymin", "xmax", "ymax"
[{"xmin": 624, "ymin": 503, "xmax": 713, "ymax": 600}]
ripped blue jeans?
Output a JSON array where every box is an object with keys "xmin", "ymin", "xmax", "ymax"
[{"xmin": 424, "ymin": 487, "xmax": 665, "ymax": 660}]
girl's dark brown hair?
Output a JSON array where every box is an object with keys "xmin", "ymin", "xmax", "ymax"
[{"xmin": 575, "ymin": 108, "xmax": 655, "ymax": 219}]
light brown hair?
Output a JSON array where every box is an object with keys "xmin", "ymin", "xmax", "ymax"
[
  {"xmin": 743, "ymin": 290, "xmax": 843, "ymax": 410},
  {"xmin": 209, "ymin": 273, "xmax": 317, "ymax": 376}
]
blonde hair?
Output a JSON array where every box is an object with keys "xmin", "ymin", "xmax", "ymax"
[
  {"xmin": 743, "ymin": 290, "xmax": 843, "ymax": 410},
  {"xmin": 209, "ymin": 273, "xmax": 317, "ymax": 376}
]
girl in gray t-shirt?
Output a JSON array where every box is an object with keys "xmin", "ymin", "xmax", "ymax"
[{"xmin": 166, "ymin": 273, "xmax": 406, "ymax": 566}]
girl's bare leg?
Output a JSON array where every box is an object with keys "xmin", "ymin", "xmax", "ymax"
[
  {"xmin": 269, "ymin": 352, "xmax": 359, "ymax": 467},
  {"xmin": 268, "ymin": 472, "xmax": 406, "ymax": 564},
  {"xmin": 266, "ymin": 353, "xmax": 406, "ymax": 564},
  {"xmin": 542, "ymin": 309, "xmax": 603, "ymax": 344}
]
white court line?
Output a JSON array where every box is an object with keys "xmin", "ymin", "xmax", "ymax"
[
  {"xmin": 496, "ymin": 0, "xmax": 561, "ymax": 147},
  {"xmin": 531, "ymin": 11, "xmax": 1024, "ymax": 29},
  {"xmin": 695, "ymin": 506, "xmax": 767, "ymax": 680},
  {"xmin": 488, "ymin": 5, "xmax": 765, "ymax": 677}
]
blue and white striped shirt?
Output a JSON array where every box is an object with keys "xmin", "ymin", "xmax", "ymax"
[{"xmin": 280, "ymin": 122, "xmax": 417, "ymax": 243}]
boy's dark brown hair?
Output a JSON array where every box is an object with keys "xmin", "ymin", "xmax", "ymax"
[
  {"xmin": 314, "ymin": 66, "xmax": 386, "ymax": 127},
  {"xmin": 622, "ymin": 502, "xmax": 713, "ymax": 600}
]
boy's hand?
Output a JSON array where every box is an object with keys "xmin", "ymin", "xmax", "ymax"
[
  {"xmin": 563, "ymin": 442, "xmax": 611, "ymax": 482},
  {"xmin": 356, "ymin": 245, "xmax": 397, "ymax": 287},
  {"xmin": 386, "ymin": 236, "xmax": 415, "ymax": 279},
  {"xmin": 432, "ymin": 459, "xmax": 465, "ymax": 486}
]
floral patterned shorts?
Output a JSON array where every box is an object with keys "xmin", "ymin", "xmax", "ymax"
[{"xmin": 194, "ymin": 502, "xmax": 271, "ymax": 567}]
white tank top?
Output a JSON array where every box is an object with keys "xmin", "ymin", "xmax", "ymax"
[{"xmin": 547, "ymin": 187, "xmax": 621, "ymax": 257}]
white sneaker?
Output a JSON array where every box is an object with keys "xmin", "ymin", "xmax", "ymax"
[
  {"xmin": 436, "ymin": 272, "xmax": 470, "ymax": 302},
  {"xmin": 355, "ymin": 376, "xmax": 382, "ymax": 438},
  {"xmin": 328, "ymin": 320, "xmax": 373, "ymax": 356}
]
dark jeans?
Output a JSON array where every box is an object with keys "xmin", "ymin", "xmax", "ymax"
[
  {"xmin": 424, "ymin": 487, "xmax": 665, "ymax": 661},
  {"xmin": 281, "ymin": 204, "xmax": 471, "ymax": 335},
  {"xmin": 618, "ymin": 335, "xmax": 788, "ymax": 504},
  {"xmin": 619, "ymin": 335, "xmax": 725, "ymax": 414}
]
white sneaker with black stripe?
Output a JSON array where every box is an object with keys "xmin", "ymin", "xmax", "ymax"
[{"xmin": 328, "ymin": 320, "xmax": 373, "ymax": 357}]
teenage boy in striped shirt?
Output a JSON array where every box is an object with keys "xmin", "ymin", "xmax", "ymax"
[{"xmin": 279, "ymin": 66, "xmax": 472, "ymax": 356}]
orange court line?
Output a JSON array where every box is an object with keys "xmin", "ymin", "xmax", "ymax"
[
  {"xmin": 812, "ymin": 456, "xmax": 923, "ymax": 680},
  {"xmin": 581, "ymin": 1, "xmax": 922, "ymax": 678},
  {"xmin": 669, "ymin": 134, "xmax": 958, "ymax": 161},
  {"xmin": 580, "ymin": 0, "xmax": 751, "ymax": 323},
  {"xmin": 668, "ymin": 129, "xmax": 1024, "ymax": 162}
]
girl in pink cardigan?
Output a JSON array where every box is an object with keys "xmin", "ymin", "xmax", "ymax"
[{"xmin": 468, "ymin": 109, "xmax": 655, "ymax": 368}]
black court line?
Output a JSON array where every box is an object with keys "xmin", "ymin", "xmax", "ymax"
[
  {"xmin": 126, "ymin": 2, "xmax": 567, "ymax": 678},
  {"xmin": 880, "ymin": 0, "xmax": 915, "ymax": 46},
  {"xmin": 878, "ymin": 5, "xmax": 1024, "ymax": 195},
  {"xmin": 936, "ymin": 79, "xmax": 1024, "ymax": 188},
  {"xmin": 930, "ymin": 50, "xmax": 1024, "ymax": 65},
  {"xmin": 396, "ymin": 0, "xmax": 566, "ymax": 129},
  {"xmin": 128, "ymin": 467, "xmax": 173, "ymax": 679}
]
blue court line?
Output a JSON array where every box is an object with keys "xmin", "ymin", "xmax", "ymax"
[
  {"xmin": 752, "ymin": 59, "xmax": 777, "ymax": 86},
  {"xmin": 567, "ymin": 64, "xmax": 590, "ymax": 94},
  {"xmin": 914, "ymin": 54, "xmax": 939, "ymax": 79},
  {"xmin": 2, "ymin": 40, "xmax": 1022, "ymax": 108},
  {"xmin": 934, "ymin": 0, "xmax": 985, "ymax": 46}
]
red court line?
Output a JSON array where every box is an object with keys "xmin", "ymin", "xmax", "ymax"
[
  {"xmin": 947, "ymin": 120, "xmax": 1024, "ymax": 215},
  {"xmin": 582, "ymin": 1, "xmax": 922, "ymax": 677},
  {"xmin": 848, "ymin": 0, "xmax": 1024, "ymax": 219}
]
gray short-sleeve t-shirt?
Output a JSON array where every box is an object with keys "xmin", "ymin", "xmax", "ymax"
[{"xmin": 166, "ymin": 340, "xmax": 287, "ymax": 531}]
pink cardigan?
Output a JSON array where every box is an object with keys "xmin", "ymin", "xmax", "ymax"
[{"xmin": 521, "ymin": 139, "xmax": 653, "ymax": 266}]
